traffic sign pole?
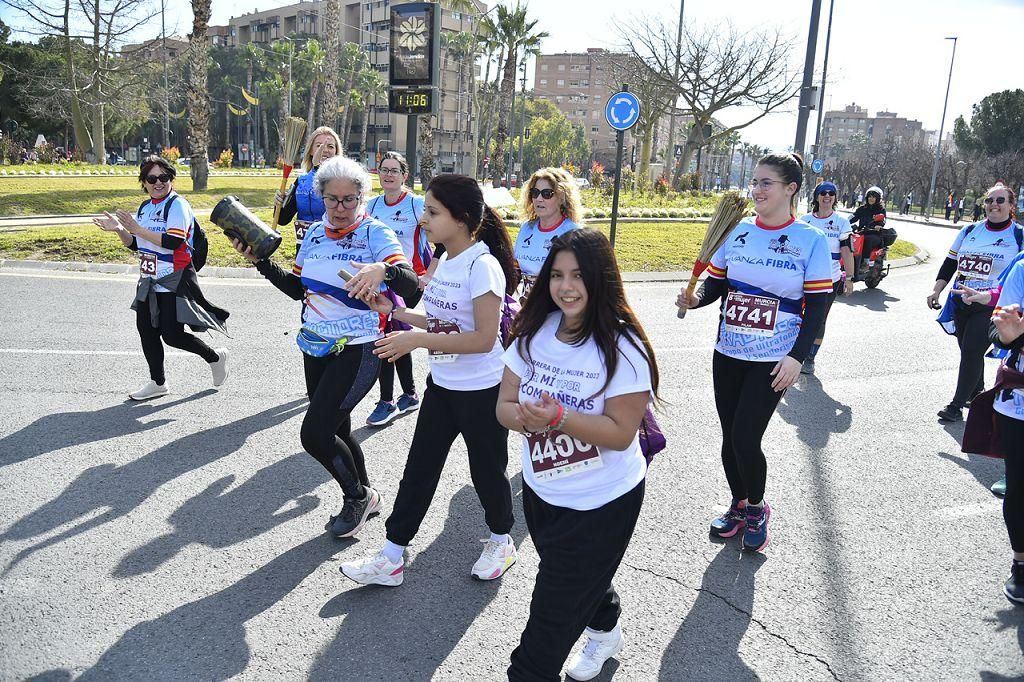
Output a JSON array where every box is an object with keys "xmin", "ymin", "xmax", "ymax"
[
  {"xmin": 610, "ymin": 129, "xmax": 625, "ymax": 247},
  {"xmin": 604, "ymin": 84, "xmax": 641, "ymax": 249}
]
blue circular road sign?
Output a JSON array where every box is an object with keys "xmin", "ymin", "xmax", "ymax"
[
  {"xmin": 605, "ymin": 91, "xmax": 641, "ymax": 131},
  {"xmin": 812, "ymin": 158, "xmax": 824, "ymax": 174}
]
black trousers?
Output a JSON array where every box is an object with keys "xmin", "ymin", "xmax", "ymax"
[
  {"xmin": 385, "ymin": 376, "xmax": 513, "ymax": 546},
  {"xmin": 713, "ymin": 352, "xmax": 784, "ymax": 505},
  {"xmin": 812, "ymin": 282, "xmax": 841, "ymax": 346},
  {"xmin": 952, "ymin": 304, "xmax": 991, "ymax": 408},
  {"xmin": 858, "ymin": 232, "xmax": 884, "ymax": 270},
  {"xmin": 136, "ymin": 291, "xmax": 218, "ymax": 384},
  {"xmin": 301, "ymin": 343, "xmax": 380, "ymax": 500},
  {"xmin": 998, "ymin": 414, "xmax": 1024, "ymax": 553},
  {"xmin": 377, "ymin": 353, "xmax": 416, "ymax": 402},
  {"xmin": 508, "ymin": 481, "xmax": 645, "ymax": 682}
]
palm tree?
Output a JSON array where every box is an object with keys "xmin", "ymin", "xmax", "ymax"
[
  {"xmin": 337, "ymin": 43, "xmax": 366, "ymax": 153},
  {"xmin": 490, "ymin": 2, "xmax": 548, "ymax": 186},
  {"xmin": 187, "ymin": 0, "xmax": 211, "ymax": 190},
  {"xmin": 320, "ymin": 0, "xmax": 341, "ymax": 127},
  {"xmin": 475, "ymin": 16, "xmax": 501, "ymax": 177},
  {"xmin": 303, "ymin": 40, "xmax": 327, "ymax": 135},
  {"xmin": 446, "ymin": 32, "xmax": 480, "ymax": 175},
  {"xmin": 356, "ymin": 67, "xmax": 386, "ymax": 165}
]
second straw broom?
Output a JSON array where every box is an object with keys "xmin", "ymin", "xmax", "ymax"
[{"xmin": 677, "ymin": 192, "xmax": 750, "ymax": 319}]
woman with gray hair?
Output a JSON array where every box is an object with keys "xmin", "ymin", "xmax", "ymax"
[{"xmin": 232, "ymin": 155, "xmax": 419, "ymax": 538}]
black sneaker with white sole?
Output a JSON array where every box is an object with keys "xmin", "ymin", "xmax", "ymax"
[
  {"xmin": 937, "ymin": 403, "xmax": 963, "ymax": 422},
  {"xmin": 328, "ymin": 487, "xmax": 382, "ymax": 538},
  {"xmin": 1005, "ymin": 561, "xmax": 1024, "ymax": 606}
]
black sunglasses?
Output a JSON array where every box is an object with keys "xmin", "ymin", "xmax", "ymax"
[
  {"xmin": 818, "ymin": 190, "xmax": 836, "ymax": 197},
  {"xmin": 529, "ymin": 188, "xmax": 556, "ymax": 200},
  {"xmin": 984, "ymin": 196, "xmax": 1007, "ymax": 205},
  {"xmin": 145, "ymin": 173, "xmax": 171, "ymax": 184}
]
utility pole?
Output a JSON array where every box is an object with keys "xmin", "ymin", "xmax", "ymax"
[
  {"xmin": 517, "ymin": 58, "xmax": 527, "ymax": 183},
  {"xmin": 793, "ymin": 0, "xmax": 823, "ymax": 156},
  {"xmin": 506, "ymin": 62, "xmax": 518, "ymax": 188},
  {"xmin": 811, "ymin": 0, "xmax": 835, "ymax": 161},
  {"xmin": 667, "ymin": 0, "xmax": 684, "ymax": 185},
  {"xmin": 160, "ymin": 0, "xmax": 170, "ymax": 149},
  {"xmin": 925, "ymin": 37, "xmax": 958, "ymax": 222},
  {"xmin": 287, "ymin": 42, "xmax": 294, "ymax": 120}
]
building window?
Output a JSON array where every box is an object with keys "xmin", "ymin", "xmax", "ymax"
[
  {"xmin": 580, "ymin": 80, "xmax": 589, "ymax": 87},
  {"xmin": 541, "ymin": 64, "xmax": 548, "ymax": 71},
  {"xmin": 591, "ymin": 126, "xmax": 599, "ymax": 133},
  {"xmin": 557, "ymin": 64, "xmax": 565, "ymax": 71},
  {"xmin": 557, "ymin": 79, "xmax": 565, "ymax": 86},
  {"xmin": 570, "ymin": 80, "xmax": 579, "ymax": 87},
  {"xmin": 539, "ymin": 79, "xmax": 547, "ymax": 85}
]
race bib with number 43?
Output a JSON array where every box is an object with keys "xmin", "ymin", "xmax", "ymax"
[
  {"xmin": 527, "ymin": 429, "xmax": 603, "ymax": 481},
  {"xmin": 140, "ymin": 252, "xmax": 158, "ymax": 277},
  {"xmin": 724, "ymin": 291, "xmax": 780, "ymax": 337}
]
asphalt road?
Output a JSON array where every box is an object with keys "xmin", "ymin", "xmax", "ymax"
[{"xmin": 1, "ymin": 216, "xmax": 1022, "ymax": 681}]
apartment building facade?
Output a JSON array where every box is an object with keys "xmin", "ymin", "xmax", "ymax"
[
  {"xmin": 533, "ymin": 48, "xmax": 675, "ymax": 171},
  {"xmin": 820, "ymin": 103, "xmax": 926, "ymax": 164},
  {"xmin": 225, "ymin": 0, "xmax": 484, "ymax": 171}
]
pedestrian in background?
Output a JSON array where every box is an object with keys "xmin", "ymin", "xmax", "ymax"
[{"xmin": 946, "ymin": 192, "xmax": 955, "ymax": 221}]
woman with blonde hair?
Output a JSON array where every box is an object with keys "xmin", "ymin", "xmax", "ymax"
[
  {"xmin": 514, "ymin": 167, "xmax": 583, "ymax": 299},
  {"xmin": 276, "ymin": 126, "xmax": 344, "ymax": 247}
]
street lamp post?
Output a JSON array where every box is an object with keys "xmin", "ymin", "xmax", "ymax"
[
  {"xmin": 811, "ymin": 0, "xmax": 835, "ymax": 162},
  {"xmin": 925, "ymin": 37, "xmax": 958, "ymax": 222},
  {"xmin": 793, "ymin": 0, "xmax": 823, "ymax": 157},
  {"xmin": 666, "ymin": 0, "xmax": 684, "ymax": 185}
]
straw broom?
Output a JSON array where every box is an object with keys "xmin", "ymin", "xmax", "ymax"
[
  {"xmin": 677, "ymin": 191, "xmax": 750, "ymax": 319},
  {"xmin": 271, "ymin": 116, "xmax": 308, "ymax": 230}
]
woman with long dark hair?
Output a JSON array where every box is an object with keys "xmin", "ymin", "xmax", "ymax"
[
  {"xmin": 499, "ymin": 228, "xmax": 658, "ymax": 681},
  {"xmin": 677, "ymin": 153, "xmax": 832, "ymax": 553},
  {"xmin": 93, "ymin": 155, "xmax": 229, "ymax": 400},
  {"xmin": 341, "ymin": 174, "xmax": 521, "ymax": 586}
]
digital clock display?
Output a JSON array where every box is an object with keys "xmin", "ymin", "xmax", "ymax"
[{"xmin": 389, "ymin": 89, "xmax": 435, "ymax": 115}]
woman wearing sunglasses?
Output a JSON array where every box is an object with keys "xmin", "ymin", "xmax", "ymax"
[
  {"xmin": 364, "ymin": 151, "xmax": 432, "ymax": 427},
  {"xmin": 798, "ymin": 181, "xmax": 854, "ymax": 375},
  {"xmin": 928, "ymin": 183, "xmax": 1024, "ymax": 423},
  {"xmin": 514, "ymin": 167, "xmax": 583, "ymax": 301},
  {"xmin": 233, "ymin": 156, "xmax": 419, "ymax": 538},
  {"xmin": 275, "ymin": 126, "xmax": 342, "ymax": 249},
  {"xmin": 93, "ymin": 155, "xmax": 229, "ymax": 401}
]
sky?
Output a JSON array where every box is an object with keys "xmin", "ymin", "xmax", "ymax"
[{"xmin": 5, "ymin": 0, "xmax": 1023, "ymax": 151}]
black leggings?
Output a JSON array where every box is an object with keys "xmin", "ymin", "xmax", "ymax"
[
  {"xmin": 813, "ymin": 283, "xmax": 841, "ymax": 345},
  {"xmin": 952, "ymin": 304, "xmax": 991, "ymax": 408},
  {"xmin": 712, "ymin": 352, "xmax": 784, "ymax": 505},
  {"xmin": 301, "ymin": 343, "xmax": 380, "ymax": 500},
  {"xmin": 508, "ymin": 481, "xmax": 644, "ymax": 682},
  {"xmin": 385, "ymin": 376, "xmax": 513, "ymax": 546},
  {"xmin": 998, "ymin": 414, "xmax": 1024, "ymax": 553},
  {"xmin": 377, "ymin": 354, "xmax": 415, "ymax": 402},
  {"xmin": 136, "ymin": 291, "xmax": 218, "ymax": 384}
]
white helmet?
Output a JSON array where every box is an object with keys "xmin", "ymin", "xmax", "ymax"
[{"xmin": 866, "ymin": 186, "xmax": 884, "ymax": 200}]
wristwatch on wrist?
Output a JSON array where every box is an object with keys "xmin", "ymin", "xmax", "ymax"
[{"xmin": 383, "ymin": 264, "xmax": 395, "ymax": 282}]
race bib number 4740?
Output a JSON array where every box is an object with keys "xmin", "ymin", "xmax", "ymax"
[
  {"xmin": 724, "ymin": 291, "xmax": 780, "ymax": 337},
  {"xmin": 957, "ymin": 254, "xmax": 993, "ymax": 279},
  {"xmin": 527, "ymin": 429, "xmax": 602, "ymax": 481}
]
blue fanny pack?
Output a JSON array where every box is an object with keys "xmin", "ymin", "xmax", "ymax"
[{"xmin": 296, "ymin": 327, "xmax": 348, "ymax": 357}]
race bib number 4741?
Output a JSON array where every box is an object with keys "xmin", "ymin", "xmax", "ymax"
[
  {"xmin": 527, "ymin": 429, "xmax": 602, "ymax": 481},
  {"xmin": 724, "ymin": 291, "xmax": 780, "ymax": 337}
]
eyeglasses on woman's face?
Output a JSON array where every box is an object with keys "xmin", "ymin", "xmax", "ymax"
[
  {"xmin": 145, "ymin": 173, "xmax": 171, "ymax": 184},
  {"xmin": 322, "ymin": 194, "xmax": 360, "ymax": 209},
  {"xmin": 818, "ymin": 190, "xmax": 836, "ymax": 197},
  {"xmin": 749, "ymin": 179, "xmax": 787, "ymax": 191},
  {"xmin": 985, "ymin": 196, "xmax": 1008, "ymax": 205},
  {"xmin": 529, "ymin": 188, "xmax": 556, "ymax": 200},
  {"xmin": 379, "ymin": 166, "xmax": 402, "ymax": 176}
]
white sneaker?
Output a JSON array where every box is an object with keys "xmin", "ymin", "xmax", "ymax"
[
  {"xmin": 471, "ymin": 537, "xmax": 517, "ymax": 581},
  {"xmin": 129, "ymin": 380, "xmax": 169, "ymax": 401},
  {"xmin": 210, "ymin": 348, "xmax": 229, "ymax": 387},
  {"xmin": 566, "ymin": 622, "xmax": 624, "ymax": 681},
  {"xmin": 340, "ymin": 551, "xmax": 404, "ymax": 587}
]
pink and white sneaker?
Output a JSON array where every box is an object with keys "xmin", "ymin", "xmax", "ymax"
[
  {"xmin": 340, "ymin": 551, "xmax": 404, "ymax": 587},
  {"xmin": 471, "ymin": 537, "xmax": 517, "ymax": 580}
]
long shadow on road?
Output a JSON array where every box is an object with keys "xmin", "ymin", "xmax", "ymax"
[
  {"xmin": 311, "ymin": 477, "xmax": 528, "ymax": 680},
  {"xmin": 0, "ymin": 390, "xmax": 216, "ymax": 467},
  {"xmin": 112, "ymin": 452, "xmax": 324, "ymax": 578},
  {"xmin": 776, "ymin": 374, "xmax": 852, "ymax": 450},
  {"xmin": 659, "ymin": 545, "xmax": 765, "ymax": 679},
  {"xmin": 1, "ymin": 398, "xmax": 308, "ymax": 574},
  {"xmin": 840, "ymin": 288, "xmax": 900, "ymax": 312}
]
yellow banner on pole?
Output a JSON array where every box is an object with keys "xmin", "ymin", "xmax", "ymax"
[
  {"xmin": 228, "ymin": 103, "xmax": 249, "ymax": 116},
  {"xmin": 242, "ymin": 87, "xmax": 260, "ymax": 106},
  {"xmin": 168, "ymin": 109, "xmax": 186, "ymax": 119}
]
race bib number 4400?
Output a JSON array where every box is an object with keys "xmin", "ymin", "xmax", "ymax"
[
  {"xmin": 724, "ymin": 291, "xmax": 780, "ymax": 337},
  {"xmin": 426, "ymin": 317, "xmax": 460, "ymax": 363},
  {"xmin": 527, "ymin": 429, "xmax": 603, "ymax": 481},
  {"xmin": 957, "ymin": 254, "xmax": 993, "ymax": 280}
]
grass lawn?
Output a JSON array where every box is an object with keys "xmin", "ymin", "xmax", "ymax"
[
  {"xmin": 0, "ymin": 216, "xmax": 920, "ymax": 273},
  {"xmin": 0, "ymin": 174, "xmax": 383, "ymax": 216}
]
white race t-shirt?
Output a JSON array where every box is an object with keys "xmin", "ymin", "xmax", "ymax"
[
  {"xmin": 503, "ymin": 312, "xmax": 652, "ymax": 511},
  {"xmin": 513, "ymin": 216, "xmax": 581, "ymax": 278},
  {"xmin": 422, "ymin": 240, "xmax": 506, "ymax": 390},
  {"xmin": 367, "ymin": 191, "xmax": 431, "ymax": 275},
  {"xmin": 946, "ymin": 220, "xmax": 1024, "ymax": 291},
  {"xmin": 136, "ymin": 192, "xmax": 195, "ymax": 293},
  {"xmin": 800, "ymin": 212, "xmax": 852, "ymax": 283}
]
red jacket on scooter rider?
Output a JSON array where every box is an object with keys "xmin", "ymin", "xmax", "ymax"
[{"xmin": 851, "ymin": 187, "xmax": 893, "ymax": 267}]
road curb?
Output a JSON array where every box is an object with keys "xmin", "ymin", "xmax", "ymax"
[{"xmin": 1, "ymin": 241, "xmax": 928, "ymax": 284}]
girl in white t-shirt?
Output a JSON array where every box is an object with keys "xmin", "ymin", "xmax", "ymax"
[
  {"xmin": 498, "ymin": 228, "xmax": 660, "ymax": 682},
  {"xmin": 341, "ymin": 174, "xmax": 522, "ymax": 586}
]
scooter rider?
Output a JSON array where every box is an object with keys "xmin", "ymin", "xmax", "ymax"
[{"xmin": 850, "ymin": 187, "xmax": 894, "ymax": 272}]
